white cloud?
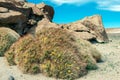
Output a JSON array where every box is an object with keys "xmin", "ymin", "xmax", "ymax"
[
  {"xmin": 50, "ymin": 0, "xmax": 92, "ymax": 5},
  {"xmin": 97, "ymin": 0, "xmax": 120, "ymax": 11},
  {"xmin": 98, "ymin": 5, "xmax": 120, "ymax": 12},
  {"xmin": 48, "ymin": 0, "xmax": 120, "ymax": 11}
]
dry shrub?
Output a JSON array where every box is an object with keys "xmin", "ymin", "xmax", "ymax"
[
  {"xmin": 36, "ymin": 28, "xmax": 87, "ymax": 79},
  {"xmin": 0, "ymin": 27, "xmax": 20, "ymax": 56},
  {"xmin": 5, "ymin": 35, "xmax": 40, "ymax": 73},
  {"xmin": 5, "ymin": 27, "xmax": 101, "ymax": 80},
  {"xmin": 77, "ymin": 39, "xmax": 101, "ymax": 70}
]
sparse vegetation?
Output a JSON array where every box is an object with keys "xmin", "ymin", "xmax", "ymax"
[
  {"xmin": 5, "ymin": 27, "xmax": 101, "ymax": 80},
  {"xmin": 77, "ymin": 39, "xmax": 102, "ymax": 70},
  {"xmin": 0, "ymin": 27, "xmax": 20, "ymax": 56}
]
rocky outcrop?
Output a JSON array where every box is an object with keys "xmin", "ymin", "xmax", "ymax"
[
  {"xmin": 0, "ymin": 7, "xmax": 9, "ymax": 13},
  {"xmin": 0, "ymin": 0, "xmax": 108, "ymax": 42},
  {"xmin": 36, "ymin": 3, "xmax": 54, "ymax": 20},
  {"xmin": 0, "ymin": 0, "xmax": 54, "ymax": 35},
  {"xmin": 80, "ymin": 15, "xmax": 109, "ymax": 42},
  {"xmin": 35, "ymin": 19, "xmax": 59, "ymax": 33},
  {"xmin": 0, "ymin": 10, "xmax": 26, "ymax": 24},
  {"xmin": 60, "ymin": 15, "xmax": 109, "ymax": 42}
]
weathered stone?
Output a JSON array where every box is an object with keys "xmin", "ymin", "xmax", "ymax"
[
  {"xmin": 0, "ymin": 7, "xmax": 8, "ymax": 13},
  {"xmin": 36, "ymin": 2, "xmax": 54, "ymax": 20},
  {"xmin": 60, "ymin": 15, "xmax": 109, "ymax": 43},
  {"xmin": 0, "ymin": 0, "xmax": 31, "ymax": 17},
  {"xmin": 81, "ymin": 15, "xmax": 109, "ymax": 42},
  {"xmin": 73, "ymin": 32, "xmax": 96, "ymax": 40},
  {"xmin": 31, "ymin": 6, "xmax": 43, "ymax": 16},
  {"xmin": 60, "ymin": 22, "xmax": 89, "ymax": 32},
  {"xmin": 23, "ymin": 2, "xmax": 35, "ymax": 8},
  {"xmin": 35, "ymin": 19, "xmax": 59, "ymax": 33},
  {"xmin": 0, "ymin": 10, "xmax": 26, "ymax": 24}
]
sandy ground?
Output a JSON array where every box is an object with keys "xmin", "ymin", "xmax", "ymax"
[
  {"xmin": 106, "ymin": 28, "xmax": 120, "ymax": 33},
  {"xmin": 0, "ymin": 30, "xmax": 120, "ymax": 80},
  {"xmin": 78, "ymin": 33, "xmax": 120, "ymax": 80}
]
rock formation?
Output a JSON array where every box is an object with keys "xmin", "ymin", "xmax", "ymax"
[
  {"xmin": 0, "ymin": 0, "xmax": 108, "ymax": 42},
  {"xmin": 60, "ymin": 15, "xmax": 109, "ymax": 42},
  {"xmin": 0, "ymin": 0, "xmax": 54, "ymax": 35}
]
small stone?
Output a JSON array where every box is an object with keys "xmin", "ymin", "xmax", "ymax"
[
  {"xmin": 8, "ymin": 76, "xmax": 14, "ymax": 80},
  {"xmin": 27, "ymin": 19, "xmax": 37, "ymax": 25}
]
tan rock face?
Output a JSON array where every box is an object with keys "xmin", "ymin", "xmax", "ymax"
[
  {"xmin": 0, "ymin": 7, "xmax": 8, "ymax": 13},
  {"xmin": 81, "ymin": 15, "xmax": 109, "ymax": 42},
  {"xmin": 35, "ymin": 19, "xmax": 59, "ymax": 34},
  {"xmin": 73, "ymin": 32, "xmax": 96, "ymax": 40},
  {"xmin": 36, "ymin": 2, "xmax": 54, "ymax": 20},
  {"xmin": 0, "ymin": 0, "xmax": 54, "ymax": 35},
  {"xmin": 59, "ymin": 15, "xmax": 109, "ymax": 43},
  {"xmin": 0, "ymin": 10, "xmax": 26, "ymax": 24},
  {"xmin": 61, "ymin": 22, "xmax": 89, "ymax": 32}
]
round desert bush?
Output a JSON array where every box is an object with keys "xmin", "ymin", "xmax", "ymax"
[
  {"xmin": 77, "ymin": 39, "xmax": 101, "ymax": 70},
  {"xmin": 5, "ymin": 35, "xmax": 34, "ymax": 65},
  {"xmin": 14, "ymin": 35, "xmax": 41, "ymax": 74},
  {"xmin": 36, "ymin": 28, "xmax": 87, "ymax": 79},
  {"xmin": 5, "ymin": 27, "xmax": 101, "ymax": 80},
  {"xmin": 5, "ymin": 35, "xmax": 41, "ymax": 74},
  {"xmin": 0, "ymin": 27, "xmax": 20, "ymax": 56}
]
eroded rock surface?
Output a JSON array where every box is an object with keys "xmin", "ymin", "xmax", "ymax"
[
  {"xmin": 60, "ymin": 15, "xmax": 109, "ymax": 42},
  {"xmin": 0, "ymin": 0, "xmax": 54, "ymax": 35}
]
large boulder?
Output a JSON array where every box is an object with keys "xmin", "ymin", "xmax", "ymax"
[
  {"xmin": 0, "ymin": 1, "xmax": 54, "ymax": 35},
  {"xmin": 0, "ymin": 10, "xmax": 26, "ymax": 24},
  {"xmin": 80, "ymin": 15, "xmax": 109, "ymax": 42},
  {"xmin": 28, "ymin": 18, "xmax": 59, "ymax": 35},
  {"xmin": 0, "ymin": 0, "xmax": 31, "ymax": 16},
  {"xmin": 0, "ymin": 0, "xmax": 31, "ymax": 35},
  {"xmin": 35, "ymin": 19, "xmax": 59, "ymax": 33},
  {"xmin": 36, "ymin": 2, "xmax": 54, "ymax": 21},
  {"xmin": 60, "ymin": 15, "xmax": 109, "ymax": 43}
]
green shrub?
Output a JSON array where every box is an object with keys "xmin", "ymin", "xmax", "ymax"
[
  {"xmin": 5, "ymin": 34, "xmax": 41, "ymax": 74},
  {"xmin": 5, "ymin": 27, "xmax": 101, "ymax": 80},
  {"xmin": 0, "ymin": 27, "xmax": 20, "ymax": 56},
  {"xmin": 15, "ymin": 36, "xmax": 41, "ymax": 74},
  {"xmin": 36, "ymin": 28, "xmax": 88, "ymax": 79},
  {"xmin": 76, "ymin": 39, "xmax": 102, "ymax": 70}
]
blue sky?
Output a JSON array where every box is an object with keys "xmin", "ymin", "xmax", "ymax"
[{"xmin": 27, "ymin": 0, "xmax": 120, "ymax": 28}]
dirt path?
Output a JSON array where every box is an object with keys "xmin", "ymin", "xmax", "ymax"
[{"xmin": 0, "ymin": 33, "xmax": 120, "ymax": 80}]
